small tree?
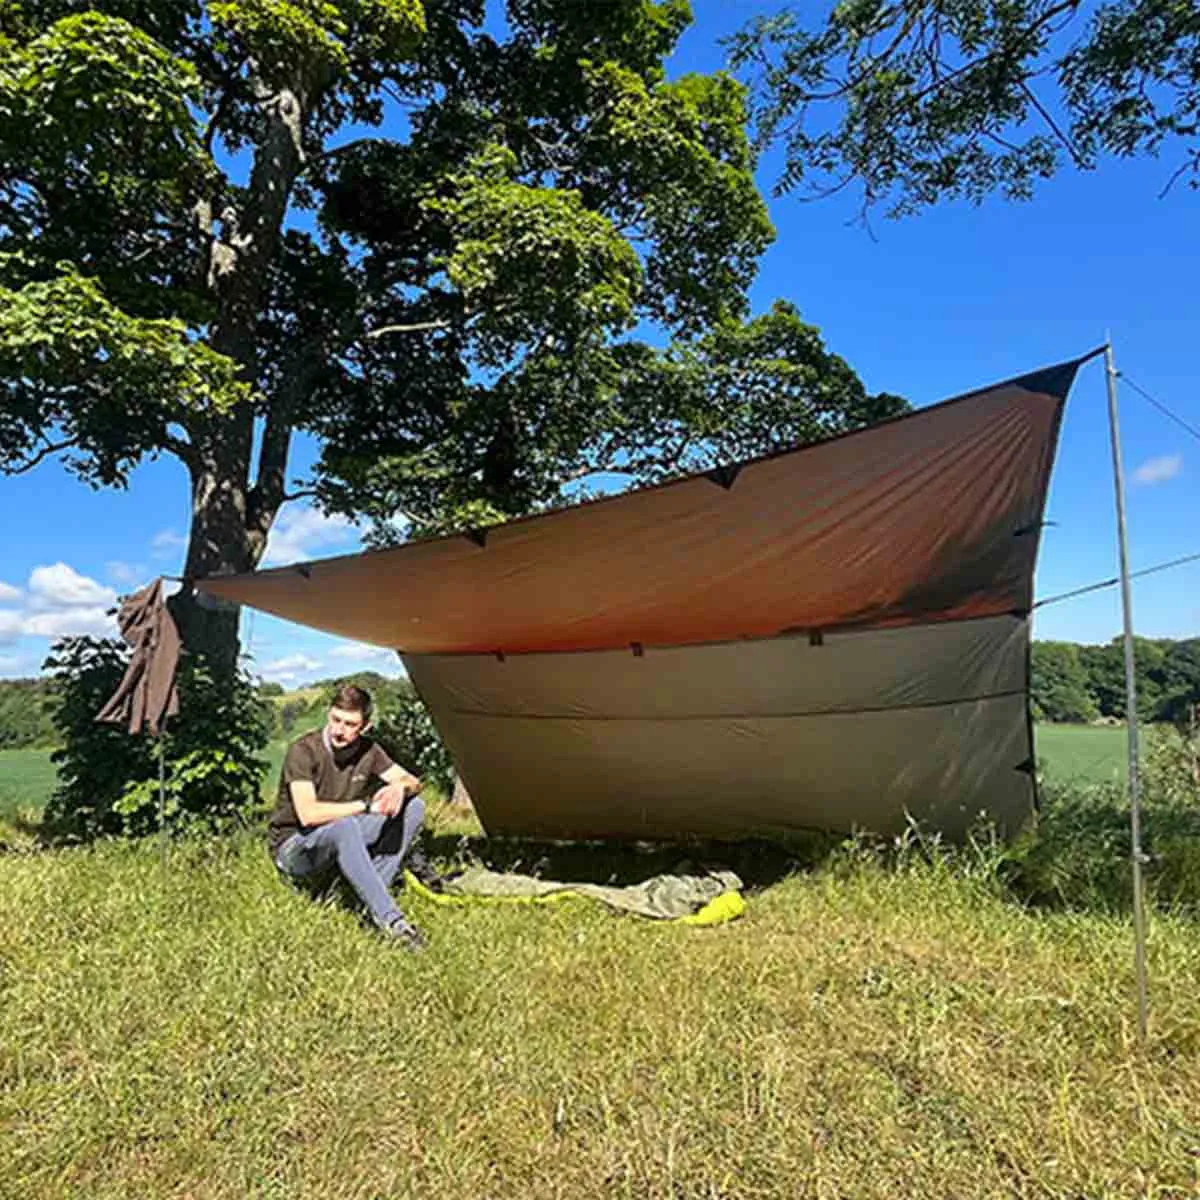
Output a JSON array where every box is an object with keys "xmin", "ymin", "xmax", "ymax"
[
  {"xmin": 1031, "ymin": 641, "xmax": 1099, "ymax": 724},
  {"xmin": 41, "ymin": 636, "xmax": 270, "ymax": 842}
]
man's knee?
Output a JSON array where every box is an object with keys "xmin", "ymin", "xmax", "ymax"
[
  {"xmin": 405, "ymin": 794, "xmax": 426, "ymax": 827},
  {"xmin": 326, "ymin": 814, "xmax": 369, "ymax": 850}
]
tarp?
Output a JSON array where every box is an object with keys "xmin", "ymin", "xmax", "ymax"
[
  {"xmin": 405, "ymin": 615, "xmax": 1032, "ymax": 839},
  {"xmin": 197, "ymin": 357, "xmax": 1083, "ymax": 840}
]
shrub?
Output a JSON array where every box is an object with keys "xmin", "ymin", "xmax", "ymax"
[
  {"xmin": 372, "ymin": 687, "xmax": 455, "ymax": 797},
  {"xmin": 41, "ymin": 636, "xmax": 271, "ymax": 842},
  {"xmin": 1001, "ymin": 724, "xmax": 1200, "ymax": 913}
]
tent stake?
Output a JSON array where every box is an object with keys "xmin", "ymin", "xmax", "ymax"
[{"xmin": 1104, "ymin": 341, "xmax": 1149, "ymax": 1044}]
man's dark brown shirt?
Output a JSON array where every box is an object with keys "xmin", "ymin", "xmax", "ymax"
[{"xmin": 268, "ymin": 730, "xmax": 394, "ymax": 853}]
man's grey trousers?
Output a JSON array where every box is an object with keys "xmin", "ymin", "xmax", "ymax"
[{"xmin": 274, "ymin": 799, "xmax": 424, "ymax": 928}]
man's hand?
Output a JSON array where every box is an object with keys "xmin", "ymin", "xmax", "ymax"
[{"xmin": 371, "ymin": 778, "xmax": 422, "ymax": 816}]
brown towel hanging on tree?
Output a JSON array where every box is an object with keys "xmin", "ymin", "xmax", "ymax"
[{"xmin": 95, "ymin": 578, "xmax": 181, "ymax": 735}]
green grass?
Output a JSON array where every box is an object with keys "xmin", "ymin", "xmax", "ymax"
[
  {"xmin": 0, "ymin": 747, "xmax": 61, "ymax": 820},
  {"xmin": 1, "ymin": 831, "xmax": 1199, "ymax": 1198},
  {"xmin": 1034, "ymin": 723, "xmax": 1128, "ymax": 785}
]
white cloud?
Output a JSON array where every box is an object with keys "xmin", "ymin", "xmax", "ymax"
[
  {"xmin": 28, "ymin": 562, "xmax": 117, "ymax": 610},
  {"xmin": 0, "ymin": 604, "xmax": 116, "ymax": 644},
  {"xmin": 1133, "ymin": 454, "xmax": 1182, "ymax": 486},
  {"xmin": 21, "ymin": 606, "xmax": 117, "ymax": 639},
  {"xmin": 261, "ymin": 653, "xmax": 323, "ymax": 683},
  {"xmin": 151, "ymin": 529, "xmax": 187, "ymax": 560},
  {"xmin": 0, "ymin": 563, "xmax": 119, "ymax": 647},
  {"xmin": 0, "ymin": 581, "xmax": 22, "ymax": 602},
  {"xmin": 262, "ymin": 506, "xmax": 357, "ymax": 567},
  {"xmin": 327, "ymin": 643, "xmax": 396, "ymax": 662}
]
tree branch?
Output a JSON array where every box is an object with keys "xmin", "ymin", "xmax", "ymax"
[
  {"xmin": 199, "ymin": 52, "xmax": 261, "ymax": 160},
  {"xmin": 872, "ymin": 0, "xmax": 1083, "ymax": 113},
  {"xmin": 1157, "ymin": 154, "xmax": 1198, "ymax": 199},
  {"xmin": 4, "ymin": 439, "xmax": 78, "ymax": 475},
  {"xmin": 203, "ymin": 82, "xmax": 241, "ymax": 157},
  {"xmin": 364, "ymin": 319, "xmax": 453, "ymax": 338},
  {"xmin": 162, "ymin": 432, "xmax": 196, "ymax": 467},
  {"xmin": 5, "ymin": 437, "xmax": 77, "ymax": 475},
  {"xmin": 1020, "ymin": 80, "xmax": 1088, "ymax": 167},
  {"xmin": 562, "ymin": 463, "xmax": 632, "ymax": 483},
  {"xmin": 248, "ymin": 393, "xmax": 295, "ymax": 537},
  {"xmin": 303, "ymin": 135, "xmax": 383, "ymax": 174}
]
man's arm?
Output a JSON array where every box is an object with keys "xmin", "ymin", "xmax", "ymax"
[
  {"xmin": 289, "ymin": 779, "xmax": 369, "ymax": 827},
  {"xmin": 373, "ymin": 763, "xmax": 423, "ymax": 817},
  {"xmin": 380, "ymin": 763, "xmax": 422, "ymax": 794}
]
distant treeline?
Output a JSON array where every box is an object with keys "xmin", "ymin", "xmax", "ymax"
[
  {"xmin": 0, "ymin": 677, "xmax": 58, "ymax": 749},
  {"xmin": 1032, "ymin": 637, "xmax": 1200, "ymax": 725},
  {"xmin": 1, "ymin": 643, "xmax": 1197, "ymax": 751},
  {"xmin": 260, "ymin": 671, "xmax": 419, "ymax": 740},
  {"xmin": 0, "ymin": 669, "xmax": 418, "ymax": 751}
]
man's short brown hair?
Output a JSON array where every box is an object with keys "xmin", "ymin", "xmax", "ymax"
[{"xmin": 330, "ymin": 684, "xmax": 372, "ymax": 720}]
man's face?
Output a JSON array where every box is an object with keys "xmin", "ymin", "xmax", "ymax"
[{"xmin": 326, "ymin": 705, "xmax": 367, "ymax": 750}]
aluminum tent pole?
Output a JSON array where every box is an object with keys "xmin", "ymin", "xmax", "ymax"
[{"xmin": 1104, "ymin": 341, "xmax": 1149, "ymax": 1044}]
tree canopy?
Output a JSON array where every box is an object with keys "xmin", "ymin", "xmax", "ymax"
[
  {"xmin": 0, "ymin": 0, "xmax": 905, "ymax": 669},
  {"xmin": 1032, "ymin": 636, "xmax": 1200, "ymax": 724},
  {"xmin": 730, "ymin": 0, "xmax": 1200, "ymax": 216}
]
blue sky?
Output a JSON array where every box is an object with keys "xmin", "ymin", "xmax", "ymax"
[{"xmin": 1, "ymin": 1, "xmax": 1197, "ymax": 684}]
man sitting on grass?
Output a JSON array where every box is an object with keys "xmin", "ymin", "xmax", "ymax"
[{"xmin": 268, "ymin": 683, "xmax": 437, "ymax": 950}]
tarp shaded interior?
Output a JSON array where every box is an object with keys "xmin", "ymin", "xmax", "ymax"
[{"xmin": 405, "ymin": 615, "xmax": 1034, "ymax": 840}]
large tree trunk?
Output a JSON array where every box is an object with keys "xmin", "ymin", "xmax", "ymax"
[
  {"xmin": 171, "ymin": 396, "xmax": 293, "ymax": 673},
  {"xmin": 170, "ymin": 421, "xmax": 260, "ymax": 676},
  {"xmin": 171, "ymin": 78, "xmax": 310, "ymax": 673}
]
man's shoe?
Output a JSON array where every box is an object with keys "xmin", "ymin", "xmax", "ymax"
[
  {"xmin": 379, "ymin": 916, "xmax": 427, "ymax": 951},
  {"xmin": 406, "ymin": 849, "xmax": 445, "ymax": 894}
]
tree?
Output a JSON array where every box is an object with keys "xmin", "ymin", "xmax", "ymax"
[
  {"xmin": 325, "ymin": 298, "xmax": 907, "ymax": 540},
  {"xmin": 729, "ymin": 1, "xmax": 1200, "ymax": 216},
  {"xmin": 41, "ymin": 636, "xmax": 270, "ymax": 840},
  {"xmin": 1031, "ymin": 641, "xmax": 1098, "ymax": 723},
  {"xmin": 0, "ymin": 0, "xmax": 906, "ymax": 679},
  {"xmin": 1078, "ymin": 635, "xmax": 1170, "ymax": 720},
  {"xmin": 1159, "ymin": 638, "xmax": 1200, "ymax": 724}
]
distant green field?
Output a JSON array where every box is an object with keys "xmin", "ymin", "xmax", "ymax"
[
  {"xmin": 0, "ymin": 748, "xmax": 59, "ymax": 820},
  {"xmin": 1033, "ymin": 723, "xmax": 1127, "ymax": 785},
  {"xmin": 0, "ymin": 742, "xmax": 292, "ymax": 821},
  {"xmin": 2, "ymin": 725, "xmax": 1130, "ymax": 820}
]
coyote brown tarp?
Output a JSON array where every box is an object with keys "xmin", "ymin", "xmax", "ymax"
[{"xmin": 198, "ymin": 359, "xmax": 1082, "ymax": 839}]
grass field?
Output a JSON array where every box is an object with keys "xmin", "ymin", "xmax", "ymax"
[
  {"xmin": 0, "ymin": 747, "xmax": 59, "ymax": 820},
  {"xmin": 1, "ymin": 722, "xmax": 1195, "ymax": 1195},
  {"xmin": 1034, "ymin": 723, "xmax": 1127, "ymax": 784},
  {"xmin": 0, "ymin": 724, "xmax": 1130, "ymax": 822},
  {"xmin": 0, "ymin": 741, "xmax": 292, "ymax": 822},
  {"xmin": 1, "ymin": 830, "xmax": 1198, "ymax": 1198}
]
